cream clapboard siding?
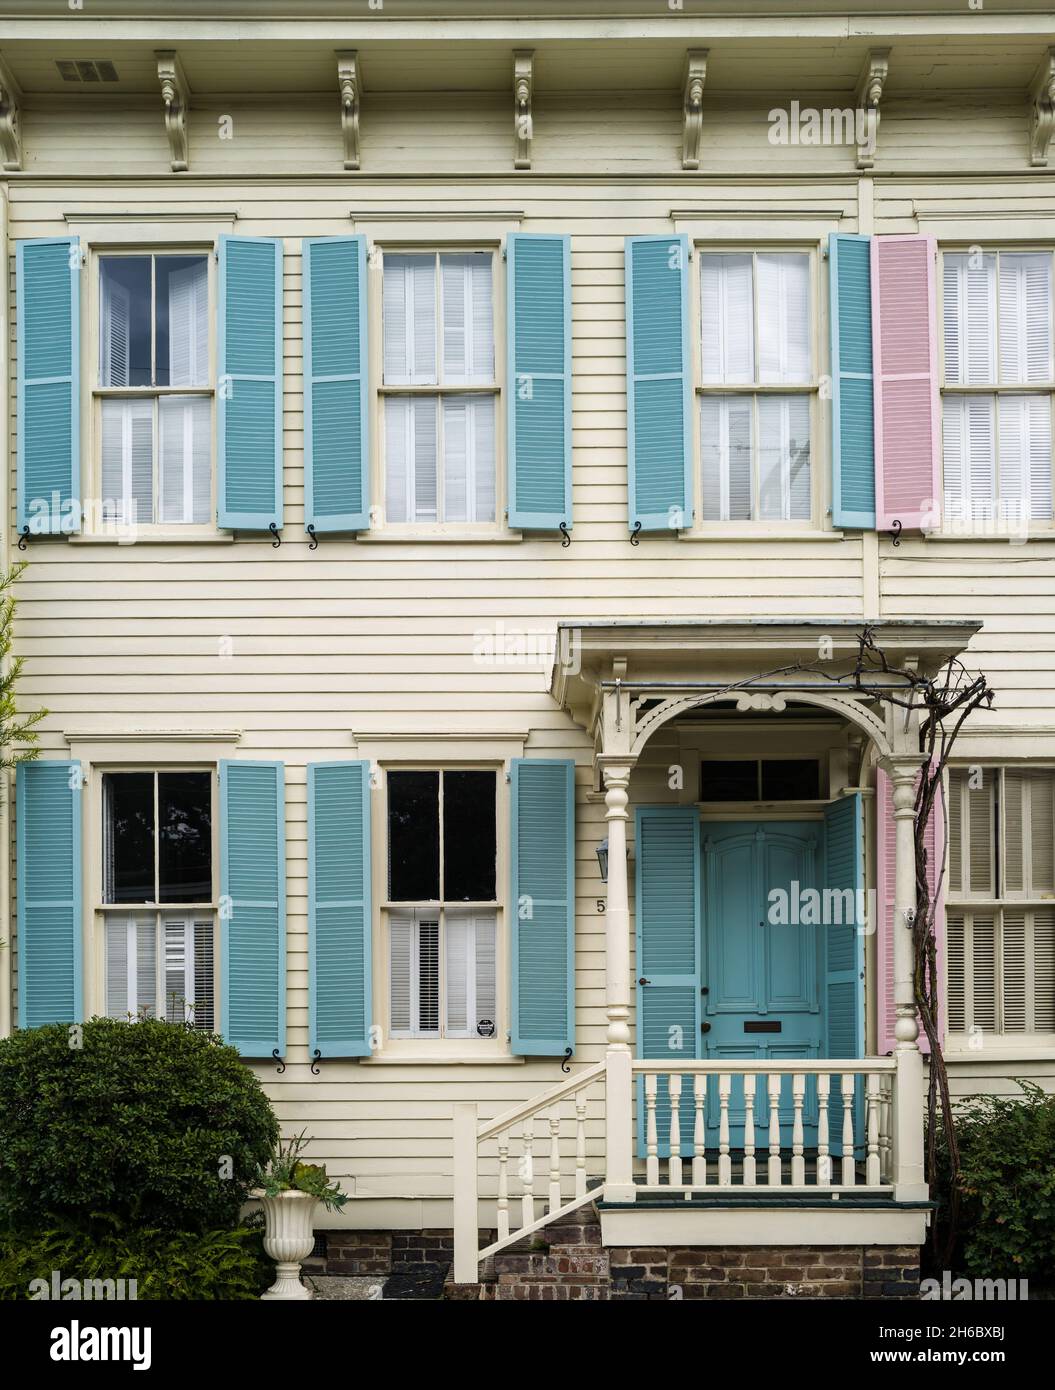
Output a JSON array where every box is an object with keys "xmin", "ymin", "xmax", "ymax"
[{"xmin": 4, "ymin": 83, "xmax": 1055, "ymax": 1222}]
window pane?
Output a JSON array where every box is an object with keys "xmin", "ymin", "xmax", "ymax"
[
  {"xmin": 383, "ymin": 254, "xmax": 437, "ymax": 385},
  {"xmin": 761, "ymin": 759, "xmax": 819, "ymax": 800},
  {"xmin": 164, "ymin": 915, "xmax": 190, "ymax": 1021},
  {"xmin": 101, "ymin": 397, "xmax": 154, "ymax": 525},
  {"xmin": 100, "ymin": 256, "xmax": 151, "ymax": 387},
  {"xmin": 756, "ymin": 253, "xmax": 810, "ymax": 384},
  {"xmin": 441, "ymin": 253, "xmax": 494, "ymax": 384},
  {"xmin": 701, "ymin": 395, "xmax": 752, "ymax": 521},
  {"xmin": 942, "ymin": 394, "xmax": 995, "ymax": 521},
  {"xmin": 156, "ymin": 255, "xmax": 209, "ymax": 387},
  {"xmin": 159, "ymin": 395, "xmax": 212, "ymax": 524},
  {"xmin": 385, "ymin": 395, "xmax": 438, "ymax": 524},
  {"xmin": 105, "ymin": 916, "xmax": 129, "ymax": 1017},
  {"xmin": 943, "ymin": 252, "xmax": 996, "ymax": 386},
  {"xmin": 388, "ymin": 771, "xmax": 440, "ymax": 900},
  {"xmin": 701, "ymin": 760, "xmax": 757, "ymax": 800},
  {"xmin": 157, "ymin": 771, "xmax": 212, "ymax": 902},
  {"xmin": 193, "ymin": 918, "xmax": 215, "ymax": 1031},
  {"xmin": 443, "ymin": 771, "xmax": 496, "ymax": 901},
  {"xmin": 997, "ymin": 395, "xmax": 1052, "ymax": 522},
  {"xmin": 104, "ymin": 773, "xmax": 155, "ymax": 903},
  {"xmin": 701, "ymin": 254, "xmax": 754, "ymax": 385},
  {"xmin": 758, "ymin": 394, "xmax": 810, "ymax": 521},
  {"xmin": 390, "ymin": 912, "xmax": 414, "ymax": 1033},
  {"xmin": 443, "ymin": 394, "xmax": 496, "ymax": 523},
  {"xmin": 445, "ymin": 910, "xmax": 497, "ymax": 1038},
  {"xmin": 998, "ymin": 252, "xmax": 1053, "ymax": 385},
  {"xmin": 418, "ymin": 916, "xmax": 440, "ymax": 1034}
]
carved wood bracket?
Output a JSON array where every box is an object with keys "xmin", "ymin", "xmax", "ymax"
[
  {"xmin": 682, "ymin": 50, "xmax": 708, "ymax": 170},
  {"xmin": 156, "ymin": 50, "xmax": 189, "ymax": 172},
  {"xmin": 1029, "ymin": 47, "xmax": 1055, "ymax": 167},
  {"xmin": 854, "ymin": 47, "xmax": 890, "ymax": 170},
  {"xmin": 514, "ymin": 50, "xmax": 534, "ymax": 170},
  {"xmin": 337, "ymin": 50, "xmax": 361, "ymax": 171},
  {"xmin": 0, "ymin": 52, "xmax": 23, "ymax": 171}
]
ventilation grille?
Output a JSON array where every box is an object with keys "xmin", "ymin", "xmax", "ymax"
[{"xmin": 56, "ymin": 60, "xmax": 119, "ymax": 83}]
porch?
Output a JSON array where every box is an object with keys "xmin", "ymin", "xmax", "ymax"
[{"xmin": 452, "ymin": 620, "xmax": 979, "ymax": 1285}]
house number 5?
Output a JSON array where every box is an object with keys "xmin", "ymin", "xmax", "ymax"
[{"xmin": 596, "ymin": 898, "xmax": 606, "ymax": 913}]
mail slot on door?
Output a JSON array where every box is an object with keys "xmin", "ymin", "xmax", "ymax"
[{"xmin": 743, "ymin": 1021, "xmax": 782, "ymax": 1033}]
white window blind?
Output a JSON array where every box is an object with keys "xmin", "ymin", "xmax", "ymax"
[
  {"xmin": 998, "ymin": 253, "xmax": 1053, "ymax": 385},
  {"xmin": 383, "ymin": 254, "xmax": 438, "ymax": 385},
  {"xmin": 389, "ymin": 909, "xmax": 495, "ymax": 1040},
  {"xmin": 389, "ymin": 910, "xmax": 441, "ymax": 1038},
  {"xmin": 101, "ymin": 397, "xmax": 154, "ymax": 524},
  {"xmin": 159, "ymin": 395, "xmax": 211, "ymax": 524},
  {"xmin": 757, "ymin": 253, "xmax": 810, "ymax": 385},
  {"xmin": 943, "ymin": 253, "xmax": 997, "ymax": 387},
  {"xmin": 441, "ymin": 254, "xmax": 495, "ymax": 385},
  {"xmin": 385, "ymin": 395, "xmax": 438, "ymax": 524},
  {"xmin": 444, "ymin": 912, "xmax": 497, "ymax": 1038},
  {"xmin": 701, "ymin": 254, "xmax": 754, "ymax": 385},
  {"xmin": 442, "ymin": 395, "xmax": 496, "ymax": 523},
  {"xmin": 758, "ymin": 394, "xmax": 811, "ymax": 521},
  {"xmin": 101, "ymin": 276, "xmax": 132, "ymax": 388},
  {"xmin": 701, "ymin": 395, "xmax": 752, "ymax": 521},
  {"xmin": 105, "ymin": 912, "xmax": 214, "ymax": 1028},
  {"xmin": 168, "ymin": 258, "xmax": 209, "ymax": 387}
]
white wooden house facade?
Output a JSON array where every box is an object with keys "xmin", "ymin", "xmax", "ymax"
[{"xmin": 2, "ymin": 1, "xmax": 1055, "ymax": 1293}]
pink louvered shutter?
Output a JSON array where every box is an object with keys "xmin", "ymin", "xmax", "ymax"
[
  {"xmin": 876, "ymin": 766, "xmax": 945, "ymax": 1054},
  {"xmin": 872, "ymin": 235, "xmax": 941, "ymax": 532}
]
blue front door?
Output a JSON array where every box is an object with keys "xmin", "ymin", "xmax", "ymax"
[{"xmin": 702, "ymin": 821, "xmax": 822, "ymax": 1144}]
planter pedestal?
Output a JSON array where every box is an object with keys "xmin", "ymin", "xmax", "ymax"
[{"xmin": 257, "ymin": 1190, "xmax": 319, "ymax": 1301}]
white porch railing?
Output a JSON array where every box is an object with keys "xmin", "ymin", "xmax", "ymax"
[{"xmin": 453, "ymin": 1050, "xmax": 923, "ymax": 1284}]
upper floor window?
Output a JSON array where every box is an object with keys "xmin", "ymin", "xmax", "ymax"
[
  {"xmin": 386, "ymin": 769, "xmax": 498, "ymax": 1040},
  {"xmin": 698, "ymin": 251, "xmax": 813, "ymax": 523},
  {"xmin": 941, "ymin": 250, "xmax": 1055, "ymax": 525},
  {"xmin": 97, "ymin": 253, "xmax": 212, "ymax": 526},
  {"xmin": 946, "ymin": 765, "xmax": 1055, "ymax": 1037},
  {"xmin": 101, "ymin": 769, "xmax": 215, "ymax": 1028},
  {"xmin": 381, "ymin": 251, "xmax": 497, "ymax": 526}
]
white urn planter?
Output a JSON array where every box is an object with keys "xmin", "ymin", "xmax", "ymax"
[{"xmin": 257, "ymin": 1189, "xmax": 319, "ymax": 1300}]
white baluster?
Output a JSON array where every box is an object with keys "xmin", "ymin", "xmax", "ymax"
[
  {"xmin": 548, "ymin": 1106, "xmax": 562, "ymax": 1214},
  {"xmin": 879, "ymin": 1082, "xmax": 893, "ymax": 1183},
  {"xmin": 817, "ymin": 1075, "xmax": 831, "ymax": 1188},
  {"xmin": 575, "ymin": 1090, "xmax": 588, "ymax": 1201},
  {"xmin": 645, "ymin": 1073, "xmax": 659, "ymax": 1186},
  {"xmin": 866, "ymin": 1073, "xmax": 881, "ymax": 1186},
  {"xmin": 497, "ymin": 1130, "xmax": 511, "ymax": 1240},
  {"xmin": 743, "ymin": 1074, "xmax": 757, "ymax": 1186},
  {"xmin": 669, "ymin": 1073, "xmax": 683, "ymax": 1187},
  {"xmin": 841, "ymin": 1073, "xmax": 856, "ymax": 1186},
  {"xmin": 718, "ymin": 1074, "xmax": 731, "ymax": 1186},
  {"xmin": 521, "ymin": 1118, "xmax": 535, "ymax": 1231},
  {"xmin": 791, "ymin": 1073, "xmax": 806, "ymax": 1186},
  {"xmin": 767, "ymin": 1074, "xmax": 782, "ymax": 1185},
  {"xmin": 692, "ymin": 1075, "xmax": 707, "ymax": 1188}
]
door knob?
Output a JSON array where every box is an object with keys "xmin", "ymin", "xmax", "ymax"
[{"xmin": 638, "ymin": 977, "xmax": 650, "ymax": 985}]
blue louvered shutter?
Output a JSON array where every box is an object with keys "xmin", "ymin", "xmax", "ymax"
[
  {"xmin": 16, "ymin": 238, "xmax": 81, "ymax": 536},
  {"xmin": 220, "ymin": 760, "xmax": 285, "ymax": 1058},
  {"xmin": 625, "ymin": 235, "xmax": 692, "ymax": 534},
  {"xmin": 308, "ymin": 761, "xmax": 372, "ymax": 1057},
  {"xmin": 304, "ymin": 237, "xmax": 369, "ymax": 533},
  {"xmin": 218, "ymin": 236, "xmax": 283, "ymax": 532},
  {"xmin": 823, "ymin": 792, "xmax": 865, "ymax": 1154},
  {"xmin": 506, "ymin": 234, "xmax": 572, "ymax": 531},
  {"xmin": 510, "ymin": 759, "xmax": 575, "ymax": 1055},
  {"xmin": 635, "ymin": 806, "xmax": 700, "ymax": 1157},
  {"xmin": 16, "ymin": 761, "xmax": 83, "ymax": 1028},
  {"xmin": 829, "ymin": 233, "xmax": 875, "ymax": 528}
]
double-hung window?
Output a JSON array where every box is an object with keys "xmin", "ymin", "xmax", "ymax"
[
  {"xmin": 97, "ymin": 252, "xmax": 212, "ymax": 526},
  {"xmin": 381, "ymin": 251, "xmax": 498, "ymax": 526},
  {"xmin": 698, "ymin": 251, "xmax": 814, "ymax": 523},
  {"xmin": 386, "ymin": 769, "xmax": 498, "ymax": 1040},
  {"xmin": 101, "ymin": 770, "xmax": 215, "ymax": 1027},
  {"xmin": 946, "ymin": 765, "xmax": 1055, "ymax": 1038},
  {"xmin": 941, "ymin": 250, "xmax": 1055, "ymax": 526}
]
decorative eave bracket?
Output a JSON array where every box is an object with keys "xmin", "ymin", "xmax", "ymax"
[
  {"xmin": 0, "ymin": 51, "xmax": 23, "ymax": 171},
  {"xmin": 682, "ymin": 49, "xmax": 708, "ymax": 170},
  {"xmin": 156, "ymin": 50, "xmax": 189, "ymax": 172},
  {"xmin": 337, "ymin": 50, "xmax": 361, "ymax": 171},
  {"xmin": 853, "ymin": 47, "xmax": 890, "ymax": 170},
  {"xmin": 1029, "ymin": 47, "xmax": 1055, "ymax": 167},
  {"xmin": 514, "ymin": 50, "xmax": 534, "ymax": 170}
]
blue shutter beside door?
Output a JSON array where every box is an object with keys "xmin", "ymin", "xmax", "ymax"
[
  {"xmin": 218, "ymin": 236, "xmax": 283, "ymax": 532},
  {"xmin": 625, "ymin": 235, "xmax": 692, "ymax": 534},
  {"xmin": 635, "ymin": 806, "xmax": 701, "ymax": 1157},
  {"xmin": 16, "ymin": 238, "xmax": 81, "ymax": 536},
  {"xmin": 507, "ymin": 234, "xmax": 572, "ymax": 531},
  {"xmin": 220, "ymin": 760, "xmax": 285, "ymax": 1058},
  {"xmin": 304, "ymin": 237, "xmax": 369, "ymax": 533},
  {"xmin": 17, "ymin": 761, "xmax": 83, "ymax": 1028},
  {"xmin": 829, "ymin": 233, "xmax": 875, "ymax": 529},
  {"xmin": 823, "ymin": 791, "xmax": 865, "ymax": 1154},
  {"xmin": 510, "ymin": 759, "xmax": 575, "ymax": 1055},
  {"xmin": 308, "ymin": 761, "xmax": 372, "ymax": 1057}
]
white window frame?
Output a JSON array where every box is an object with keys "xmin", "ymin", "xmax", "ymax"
[
  {"xmin": 371, "ymin": 243, "xmax": 509, "ymax": 538},
  {"xmin": 690, "ymin": 242, "xmax": 821, "ymax": 534},
  {"xmin": 89, "ymin": 245, "xmax": 217, "ymax": 536},
  {"xmin": 938, "ymin": 245, "xmax": 1055, "ymax": 535},
  {"xmin": 96, "ymin": 765, "xmax": 218, "ymax": 1028},
  {"xmin": 945, "ymin": 763, "xmax": 1055, "ymax": 1044}
]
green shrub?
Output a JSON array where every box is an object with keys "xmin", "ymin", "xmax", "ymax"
[
  {"xmin": 0, "ymin": 1017, "xmax": 278, "ymax": 1235},
  {"xmin": 932, "ymin": 1081, "xmax": 1055, "ymax": 1280},
  {"xmin": 0, "ymin": 1219, "xmax": 271, "ymax": 1301}
]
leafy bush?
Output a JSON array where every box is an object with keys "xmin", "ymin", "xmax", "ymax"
[
  {"xmin": 0, "ymin": 1219, "xmax": 271, "ymax": 1301},
  {"xmin": 932, "ymin": 1080, "xmax": 1055, "ymax": 1280},
  {"xmin": 0, "ymin": 1018, "xmax": 278, "ymax": 1235},
  {"xmin": 256, "ymin": 1130, "xmax": 349, "ymax": 1211}
]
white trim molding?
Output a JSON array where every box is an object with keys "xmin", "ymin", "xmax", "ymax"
[
  {"xmin": 64, "ymin": 729, "xmax": 242, "ymax": 746},
  {"xmin": 682, "ymin": 50, "xmax": 708, "ymax": 170},
  {"xmin": 513, "ymin": 50, "xmax": 533, "ymax": 170},
  {"xmin": 337, "ymin": 49, "xmax": 361, "ymax": 171},
  {"xmin": 853, "ymin": 47, "xmax": 890, "ymax": 170},
  {"xmin": 1029, "ymin": 46, "xmax": 1055, "ymax": 167},
  {"xmin": 155, "ymin": 50, "xmax": 190, "ymax": 173},
  {"xmin": 0, "ymin": 51, "xmax": 23, "ymax": 172}
]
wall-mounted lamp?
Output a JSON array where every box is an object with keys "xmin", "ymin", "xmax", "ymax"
[{"xmin": 596, "ymin": 838, "xmax": 609, "ymax": 883}]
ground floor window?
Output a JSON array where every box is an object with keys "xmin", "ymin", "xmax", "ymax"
[{"xmin": 104, "ymin": 911, "xmax": 215, "ymax": 1028}]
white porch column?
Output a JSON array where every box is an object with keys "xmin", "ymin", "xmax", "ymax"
[
  {"xmin": 886, "ymin": 757, "xmax": 928, "ymax": 1201},
  {"xmin": 601, "ymin": 761, "xmax": 635, "ymax": 1201}
]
